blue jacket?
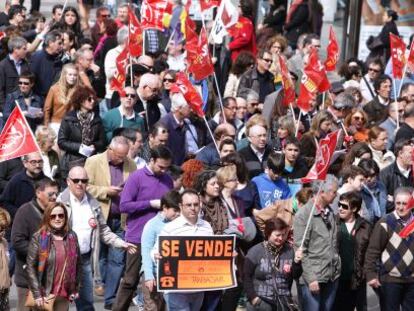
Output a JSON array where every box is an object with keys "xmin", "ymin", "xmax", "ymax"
[
  {"xmin": 361, "ymin": 182, "xmax": 387, "ymax": 224},
  {"xmin": 3, "ymin": 90, "xmax": 44, "ymax": 132},
  {"xmin": 159, "ymin": 112, "xmax": 187, "ymax": 165},
  {"xmin": 252, "ymin": 173, "xmax": 292, "ymax": 209},
  {"xmin": 195, "ymin": 142, "xmax": 220, "ymax": 168}
]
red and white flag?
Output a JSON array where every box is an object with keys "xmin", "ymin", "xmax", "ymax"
[
  {"xmin": 390, "ymin": 33, "xmax": 406, "ymax": 79},
  {"xmin": 186, "ymin": 26, "xmax": 214, "ymax": 81},
  {"xmin": 128, "ymin": 7, "xmax": 143, "ymax": 57},
  {"xmin": 110, "ymin": 45, "xmax": 130, "ymax": 95},
  {"xmin": 324, "ymin": 26, "xmax": 339, "ymax": 72},
  {"xmin": 170, "ymin": 72, "xmax": 205, "ymax": 118},
  {"xmin": 399, "ymin": 197, "xmax": 414, "ymax": 238},
  {"xmin": 301, "ymin": 130, "xmax": 340, "ymax": 183},
  {"xmin": 407, "ymin": 40, "xmax": 414, "ymax": 74},
  {"xmin": 209, "ymin": 0, "xmax": 238, "ymax": 44},
  {"xmin": 0, "ymin": 106, "xmax": 41, "ymax": 162},
  {"xmin": 140, "ymin": 0, "xmax": 172, "ymax": 30},
  {"xmin": 199, "ymin": 0, "xmax": 220, "ymax": 11}
]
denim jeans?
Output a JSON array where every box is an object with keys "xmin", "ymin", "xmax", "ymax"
[
  {"xmin": 164, "ymin": 292, "xmax": 204, "ymax": 311},
  {"xmin": 381, "ymin": 282, "xmax": 414, "ymax": 311},
  {"xmin": 99, "ymin": 218, "xmax": 126, "ymax": 305},
  {"xmin": 75, "ymin": 253, "xmax": 94, "ymax": 311},
  {"xmin": 299, "ymin": 279, "xmax": 339, "ymax": 311},
  {"xmin": 8, "ymin": 243, "xmax": 15, "ymax": 277}
]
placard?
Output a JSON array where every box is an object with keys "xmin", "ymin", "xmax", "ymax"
[{"xmin": 157, "ymin": 235, "xmax": 237, "ymax": 292}]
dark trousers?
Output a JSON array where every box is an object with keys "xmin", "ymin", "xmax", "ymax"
[
  {"xmin": 112, "ymin": 243, "xmax": 142, "ymax": 311},
  {"xmin": 333, "ymin": 279, "xmax": 367, "ymax": 311},
  {"xmin": 30, "ymin": 0, "xmax": 40, "ymax": 13},
  {"xmin": 220, "ymin": 285, "xmax": 243, "ymax": 311},
  {"xmin": 381, "ymin": 282, "xmax": 414, "ymax": 311}
]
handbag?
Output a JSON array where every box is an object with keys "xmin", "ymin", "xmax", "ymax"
[
  {"xmin": 25, "ymin": 258, "xmax": 67, "ymax": 311},
  {"xmin": 264, "ymin": 248, "xmax": 299, "ymax": 311}
]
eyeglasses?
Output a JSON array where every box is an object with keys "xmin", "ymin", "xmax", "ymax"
[
  {"xmin": 28, "ymin": 160, "xmax": 43, "ymax": 165},
  {"xmin": 338, "ymin": 202, "xmax": 350, "ymax": 210},
  {"xmin": 19, "ymin": 81, "xmax": 30, "ymax": 86},
  {"xmin": 395, "ymin": 201, "xmax": 408, "ymax": 206},
  {"xmin": 368, "ymin": 68, "xmax": 380, "ymax": 73},
  {"xmin": 125, "ymin": 93, "xmax": 136, "ymax": 99},
  {"xmin": 50, "ymin": 213, "xmax": 65, "ymax": 220},
  {"xmin": 163, "ymin": 78, "xmax": 175, "ymax": 83},
  {"xmin": 47, "ymin": 192, "xmax": 59, "ymax": 198},
  {"xmin": 70, "ymin": 178, "xmax": 88, "ymax": 184},
  {"xmin": 352, "ymin": 116, "xmax": 364, "ymax": 121},
  {"xmin": 262, "ymin": 58, "xmax": 273, "ymax": 64},
  {"xmin": 225, "ymin": 105, "xmax": 237, "ymax": 111},
  {"xmin": 87, "ymin": 96, "xmax": 95, "ymax": 102},
  {"xmin": 100, "ymin": 14, "xmax": 110, "ymax": 18}
]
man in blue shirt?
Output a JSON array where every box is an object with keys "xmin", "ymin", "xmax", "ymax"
[
  {"xmin": 252, "ymin": 152, "xmax": 292, "ymax": 209},
  {"xmin": 141, "ymin": 190, "xmax": 181, "ymax": 310}
]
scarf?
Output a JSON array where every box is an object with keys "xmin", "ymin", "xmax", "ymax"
[
  {"xmin": 38, "ymin": 230, "xmax": 79, "ymax": 295},
  {"xmin": 264, "ymin": 241, "xmax": 282, "ymax": 270},
  {"xmin": 202, "ymin": 198, "xmax": 229, "ymax": 235},
  {"xmin": 0, "ymin": 239, "xmax": 10, "ymax": 290},
  {"xmin": 77, "ymin": 110, "xmax": 94, "ymax": 146},
  {"xmin": 286, "ymin": 0, "xmax": 304, "ymax": 24}
]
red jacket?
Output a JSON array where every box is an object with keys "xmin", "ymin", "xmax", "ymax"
[{"xmin": 228, "ymin": 16, "xmax": 257, "ymax": 61}]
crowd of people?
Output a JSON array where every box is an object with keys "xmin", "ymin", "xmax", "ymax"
[{"xmin": 0, "ymin": 0, "xmax": 413, "ymax": 310}]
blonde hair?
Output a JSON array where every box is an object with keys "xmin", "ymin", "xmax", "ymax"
[
  {"xmin": 245, "ymin": 114, "xmax": 268, "ymax": 137},
  {"xmin": 216, "ymin": 164, "xmax": 237, "ymax": 186},
  {"xmin": 35, "ymin": 126, "xmax": 57, "ymax": 150},
  {"xmin": 0, "ymin": 208, "xmax": 11, "ymax": 230},
  {"xmin": 56, "ymin": 63, "xmax": 79, "ymax": 105}
]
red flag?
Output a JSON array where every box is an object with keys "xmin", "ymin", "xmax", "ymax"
[
  {"xmin": 324, "ymin": 26, "xmax": 339, "ymax": 72},
  {"xmin": 0, "ymin": 106, "xmax": 41, "ymax": 162},
  {"xmin": 186, "ymin": 27, "xmax": 214, "ymax": 81},
  {"xmin": 390, "ymin": 33, "xmax": 406, "ymax": 79},
  {"xmin": 301, "ymin": 130, "xmax": 340, "ymax": 183},
  {"xmin": 141, "ymin": 0, "xmax": 172, "ymax": 30},
  {"xmin": 170, "ymin": 72, "xmax": 205, "ymax": 118},
  {"xmin": 199, "ymin": 0, "xmax": 220, "ymax": 11},
  {"xmin": 297, "ymin": 48, "xmax": 330, "ymax": 112},
  {"xmin": 279, "ymin": 55, "xmax": 296, "ymax": 107},
  {"xmin": 128, "ymin": 7, "xmax": 143, "ymax": 57},
  {"xmin": 110, "ymin": 45, "xmax": 130, "ymax": 95},
  {"xmin": 407, "ymin": 40, "xmax": 414, "ymax": 74}
]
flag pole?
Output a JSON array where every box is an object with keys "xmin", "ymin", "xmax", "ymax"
[
  {"xmin": 128, "ymin": 6, "xmax": 133, "ymax": 88},
  {"xmin": 299, "ymin": 183, "xmax": 323, "ymax": 249},
  {"xmin": 393, "ymin": 78, "xmax": 400, "ymax": 129},
  {"xmin": 164, "ymin": 28, "xmax": 176, "ymax": 52},
  {"xmin": 295, "ymin": 110, "xmax": 302, "ymax": 137},
  {"xmin": 321, "ymin": 91, "xmax": 326, "ymax": 110},
  {"xmin": 203, "ymin": 116, "xmax": 220, "ymax": 154},
  {"xmin": 289, "ymin": 103, "xmax": 296, "ymax": 124},
  {"xmin": 142, "ymin": 29, "xmax": 146, "ymax": 56},
  {"xmin": 397, "ymin": 65, "xmax": 407, "ymax": 98}
]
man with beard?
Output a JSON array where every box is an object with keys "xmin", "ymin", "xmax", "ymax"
[{"xmin": 136, "ymin": 73, "xmax": 161, "ymax": 131}]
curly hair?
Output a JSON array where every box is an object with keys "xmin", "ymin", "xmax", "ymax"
[
  {"xmin": 230, "ymin": 51, "xmax": 256, "ymax": 76},
  {"xmin": 70, "ymin": 85, "xmax": 96, "ymax": 111},
  {"xmin": 104, "ymin": 18, "xmax": 118, "ymax": 36},
  {"xmin": 193, "ymin": 170, "xmax": 217, "ymax": 196},
  {"xmin": 267, "ymin": 34, "xmax": 288, "ymax": 53},
  {"xmin": 181, "ymin": 159, "xmax": 205, "ymax": 189}
]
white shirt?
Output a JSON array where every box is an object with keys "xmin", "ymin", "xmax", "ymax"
[
  {"xmin": 70, "ymin": 193, "xmax": 94, "ymax": 254},
  {"xmin": 397, "ymin": 161, "xmax": 411, "ymax": 179},
  {"xmin": 104, "ymin": 45, "xmax": 123, "ymax": 99},
  {"xmin": 250, "ymin": 145, "xmax": 265, "ymax": 163},
  {"xmin": 360, "ymin": 73, "xmax": 375, "ymax": 102}
]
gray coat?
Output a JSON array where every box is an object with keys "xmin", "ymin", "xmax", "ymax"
[
  {"xmin": 58, "ymin": 188, "xmax": 126, "ymax": 281},
  {"xmin": 293, "ymin": 200, "xmax": 341, "ymax": 285}
]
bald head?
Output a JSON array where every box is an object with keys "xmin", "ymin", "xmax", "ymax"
[
  {"xmin": 67, "ymin": 166, "xmax": 88, "ymax": 200},
  {"xmin": 138, "ymin": 73, "xmax": 160, "ymax": 101},
  {"xmin": 214, "ymin": 123, "xmax": 236, "ymax": 141}
]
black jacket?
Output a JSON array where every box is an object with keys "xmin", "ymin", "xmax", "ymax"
[
  {"xmin": 366, "ymin": 21, "xmax": 399, "ymax": 66},
  {"xmin": 336, "ymin": 215, "xmax": 372, "ymax": 290},
  {"xmin": 0, "ymin": 55, "xmax": 30, "ymax": 109},
  {"xmin": 134, "ymin": 96, "xmax": 161, "ymax": 132},
  {"xmin": 58, "ymin": 110, "xmax": 106, "ymax": 177},
  {"xmin": 263, "ymin": 4, "xmax": 286, "ymax": 34},
  {"xmin": 239, "ymin": 144, "xmax": 273, "ymax": 179},
  {"xmin": 0, "ymin": 158, "xmax": 24, "ymax": 194},
  {"xmin": 237, "ymin": 67, "xmax": 274, "ymax": 103},
  {"xmin": 380, "ymin": 161, "xmax": 413, "ymax": 211},
  {"xmin": 395, "ymin": 123, "xmax": 414, "ymax": 144},
  {"xmin": 284, "ymin": 2, "xmax": 310, "ymax": 47},
  {"xmin": 11, "ymin": 200, "xmax": 44, "ymax": 288}
]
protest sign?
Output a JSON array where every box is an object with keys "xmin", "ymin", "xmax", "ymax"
[{"xmin": 157, "ymin": 235, "xmax": 237, "ymax": 292}]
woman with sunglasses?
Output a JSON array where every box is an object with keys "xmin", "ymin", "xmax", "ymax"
[
  {"xmin": 160, "ymin": 70, "xmax": 176, "ymax": 113},
  {"xmin": 333, "ymin": 192, "xmax": 371, "ymax": 311},
  {"xmin": 44, "ymin": 63, "xmax": 80, "ymax": 136},
  {"xmin": 26, "ymin": 202, "xmax": 81, "ymax": 311},
  {"xmin": 58, "ymin": 85, "xmax": 105, "ymax": 179},
  {"xmin": 344, "ymin": 108, "xmax": 369, "ymax": 143}
]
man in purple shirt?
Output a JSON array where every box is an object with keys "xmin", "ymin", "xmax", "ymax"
[{"xmin": 113, "ymin": 145, "xmax": 173, "ymax": 311}]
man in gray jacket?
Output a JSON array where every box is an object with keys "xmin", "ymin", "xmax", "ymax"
[
  {"xmin": 293, "ymin": 175, "xmax": 341, "ymax": 311},
  {"xmin": 58, "ymin": 166, "xmax": 136, "ymax": 311}
]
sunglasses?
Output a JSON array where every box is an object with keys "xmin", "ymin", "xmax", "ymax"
[
  {"xmin": 163, "ymin": 78, "xmax": 175, "ymax": 83},
  {"xmin": 368, "ymin": 68, "xmax": 380, "ymax": 73},
  {"xmin": 47, "ymin": 192, "xmax": 59, "ymax": 198},
  {"xmin": 125, "ymin": 93, "xmax": 136, "ymax": 98},
  {"xmin": 262, "ymin": 58, "xmax": 273, "ymax": 64},
  {"xmin": 338, "ymin": 202, "xmax": 350, "ymax": 210},
  {"xmin": 353, "ymin": 116, "xmax": 364, "ymax": 121},
  {"xmin": 87, "ymin": 96, "xmax": 95, "ymax": 102},
  {"xmin": 19, "ymin": 81, "xmax": 30, "ymax": 86},
  {"xmin": 28, "ymin": 160, "xmax": 43, "ymax": 165},
  {"xmin": 70, "ymin": 178, "xmax": 88, "ymax": 184},
  {"xmin": 100, "ymin": 14, "xmax": 110, "ymax": 18},
  {"xmin": 50, "ymin": 213, "xmax": 65, "ymax": 220}
]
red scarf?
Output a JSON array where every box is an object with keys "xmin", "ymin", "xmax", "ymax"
[{"xmin": 286, "ymin": 0, "xmax": 304, "ymax": 23}]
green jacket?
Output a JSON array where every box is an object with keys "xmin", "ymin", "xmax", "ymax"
[
  {"xmin": 293, "ymin": 200, "xmax": 341, "ymax": 285},
  {"xmin": 102, "ymin": 107, "xmax": 144, "ymax": 142}
]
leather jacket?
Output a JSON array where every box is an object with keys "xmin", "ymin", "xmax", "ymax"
[{"xmin": 26, "ymin": 231, "xmax": 81, "ymax": 299}]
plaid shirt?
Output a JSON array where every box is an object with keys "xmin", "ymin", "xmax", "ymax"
[{"xmin": 146, "ymin": 29, "xmax": 159, "ymax": 54}]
